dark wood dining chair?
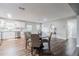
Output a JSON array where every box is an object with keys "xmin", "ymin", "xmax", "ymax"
[
  {"xmin": 24, "ymin": 32, "xmax": 31, "ymax": 49},
  {"xmin": 42, "ymin": 32, "xmax": 52, "ymax": 52},
  {"xmin": 31, "ymin": 34, "xmax": 43, "ymax": 55},
  {"xmin": 15, "ymin": 31, "xmax": 21, "ymax": 38}
]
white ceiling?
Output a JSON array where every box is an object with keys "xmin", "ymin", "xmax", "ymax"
[{"xmin": 0, "ymin": 3, "xmax": 76, "ymax": 23}]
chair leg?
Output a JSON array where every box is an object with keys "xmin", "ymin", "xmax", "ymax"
[
  {"xmin": 31, "ymin": 47, "xmax": 33, "ymax": 55},
  {"xmin": 38, "ymin": 49, "xmax": 41, "ymax": 56},
  {"xmin": 25, "ymin": 39, "xmax": 28, "ymax": 49},
  {"xmin": 0, "ymin": 39, "xmax": 3, "ymax": 46},
  {"xmin": 48, "ymin": 43, "xmax": 50, "ymax": 51},
  {"xmin": 26, "ymin": 42, "xmax": 27, "ymax": 49},
  {"xmin": 39, "ymin": 49, "xmax": 43, "ymax": 56}
]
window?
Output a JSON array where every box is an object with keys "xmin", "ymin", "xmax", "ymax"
[
  {"xmin": 0, "ymin": 20, "xmax": 5, "ymax": 31},
  {"xmin": 26, "ymin": 24, "xmax": 32, "ymax": 32},
  {"xmin": 42, "ymin": 25, "xmax": 49, "ymax": 33},
  {"xmin": 14, "ymin": 21, "xmax": 25, "ymax": 31},
  {"xmin": 50, "ymin": 25, "xmax": 55, "ymax": 33},
  {"xmin": 42, "ymin": 24, "xmax": 49, "ymax": 36},
  {"xmin": 5, "ymin": 22, "xmax": 15, "ymax": 31},
  {"xmin": 36, "ymin": 24, "xmax": 40, "ymax": 31},
  {"xmin": 0, "ymin": 20, "xmax": 5, "ymax": 28}
]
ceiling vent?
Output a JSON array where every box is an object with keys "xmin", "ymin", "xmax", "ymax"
[{"xmin": 18, "ymin": 7, "xmax": 25, "ymax": 10}]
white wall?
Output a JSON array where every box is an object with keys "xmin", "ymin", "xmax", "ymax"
[
  {"xmin": 42, "ymin": 19, "xmax": 67, "ymax": 39},
  {"xmin": 42, "ymin": 16, "xmax": 77, "ymax": 39}
]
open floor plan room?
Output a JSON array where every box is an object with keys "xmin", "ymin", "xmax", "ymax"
[{"xmin": 0, "ymin": 3, "xmax": 79, "ymax": 56}]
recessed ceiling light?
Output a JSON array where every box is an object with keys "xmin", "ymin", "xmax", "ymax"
[{"xmin": 7, "ymin": 13, "xmax": 12, "ymax": 18}]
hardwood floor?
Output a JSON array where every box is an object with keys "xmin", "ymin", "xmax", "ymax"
[
  {"xmin": 0, "ymin": 38, "xmax": 78, "ymax": 56},
  {"xmin": 0, "ymin": 38, "xmax": 32, "ymax": 56},
  {"xmin": 0, "ymin": 38, "xmax": 65, "ymax": 56}
]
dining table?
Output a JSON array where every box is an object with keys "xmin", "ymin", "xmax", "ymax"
[{"xmin": 39, "ymin": 34, "xmax": 50, "ymax": 49}]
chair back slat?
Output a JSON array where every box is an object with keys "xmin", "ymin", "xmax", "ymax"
[{"xmin": 31, "ymin": 34, "xmax": 41, "ymax": 48}]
